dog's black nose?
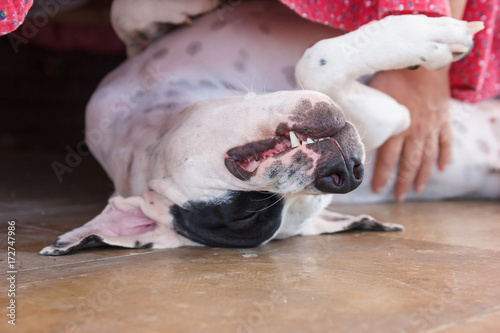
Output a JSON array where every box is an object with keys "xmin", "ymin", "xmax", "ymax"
[{"xmin": 314, "ymin": 156, "xmax": 364, "ymax": 193}]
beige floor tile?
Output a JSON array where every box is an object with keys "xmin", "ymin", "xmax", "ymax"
[
  {"xmin": 332, "ymin": 201, "xmax": 500, "ymax": 251},
  {"xmin": 429, "ymin": 309, "xmax": 500, "ymax": 333}
]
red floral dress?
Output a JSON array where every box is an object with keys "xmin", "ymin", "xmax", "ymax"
[
  {"xmin": 280, "ymin": 0, "xmax": 500, "ymax": 103},
  {"xmin": 0, "ymin": 0, "xmax": 32, "ymax": 35}
]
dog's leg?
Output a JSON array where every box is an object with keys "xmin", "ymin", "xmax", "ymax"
[
  {"xmin": 295, "ymin": 15, "xmax": 483, "ymax": 149},
  {"xmin": 299, "ymin": 209, "xmax": 404, "ymax": 236},
  {"xmin": 40, "ymin": 193, "xmax": 196, "ymax": 256},
  {"xmin": 112, "ymin": 0, "xmax": 220, "ymax": 57}
]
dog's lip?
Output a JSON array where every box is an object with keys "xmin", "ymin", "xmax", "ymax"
[
  {"xmin": 224, "ymin": 134, "xmax": 292, "ymax": 180},
  {"xmin": 224, "ymin": 126, "xmax": 347, "ymax": 181},
  {"xmin": 275, "ymin": 122, "xmax": 346, "ymax": 141}
]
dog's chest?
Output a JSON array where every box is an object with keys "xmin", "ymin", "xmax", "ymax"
[{"xmin": 275, "ymin": 194, "xmax": 332, "ymax": 239}]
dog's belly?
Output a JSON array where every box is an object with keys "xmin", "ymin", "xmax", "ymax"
[{"xmin": 85, "ymin": 0, "xmax": 342, "ymax": 196}]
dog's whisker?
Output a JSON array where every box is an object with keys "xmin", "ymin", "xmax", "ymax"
[
  {"xmin": 358, "ymin": 125, "xmax": 367, "ymax": 142},
  {"xmin": 245, "ymin": 194, "xmax": 285, "ymax": 213},
  {"xmin": 296, "ymin": 77, "xmax": 305, "ymax": 91},
  {"xmin": 364, "ymin": 146, "xmax": 376, "ymax": 153},
  {"xmin": 231, "ymin": 159, "xmax": 250, "ymax": 181},
  {"xmin": 251, "ymin": 192, "xmax": 279, "ymax": 201},
  {"xmin": 363, "ymin": 156, "xmax": 374, "ymax": 165},
  {"xmin": 235, "ymin": 77, "xmax": 251, "ymax": 94},
  {"xmin": 250, "ymin": 75, "xmax": 256, "ymax": 94}
]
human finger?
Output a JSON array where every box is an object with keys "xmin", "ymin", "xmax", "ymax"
[{"xmin": 372, "ymin": 134, "xmax": 405, "ymax": 193}]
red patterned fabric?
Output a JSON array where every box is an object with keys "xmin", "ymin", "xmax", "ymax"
[
  {"xmin": 0, "ymin": 0, "xmax": 33, "ymax": 35},
  {"xmin": 280, "ymin": 0, "xmax": 499, "ymax": 103}
]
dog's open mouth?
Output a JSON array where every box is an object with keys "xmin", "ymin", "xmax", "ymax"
[{"xmin": 224, "ymin": 127, "xmax": 345, "ymax": 181}]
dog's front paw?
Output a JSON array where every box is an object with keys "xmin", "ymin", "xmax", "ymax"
[
  {"xmin": 449, "ymin": 21, "xmax": 484, "ymax": 61},
  {"xmin": 411, "ymin": 16, "xmax": 484, "ymax": 70}
]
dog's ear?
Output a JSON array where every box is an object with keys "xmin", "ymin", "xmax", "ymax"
[{"xmin": 40, "ymin": 192, "xmax": 193, "ymax": 255}]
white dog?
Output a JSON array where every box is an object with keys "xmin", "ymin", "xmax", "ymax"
[{"xmin": 41, "ymin": 0, "xmax": 485, "ymax": 255}]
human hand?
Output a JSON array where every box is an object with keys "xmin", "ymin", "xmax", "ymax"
[{"xmin": 368, "ymin": 67, "xmax": 453, "ymax": 202}]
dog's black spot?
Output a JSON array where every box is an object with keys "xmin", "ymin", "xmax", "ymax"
[
  {"xmin": 171, "ymin": 191, "xmax": 284, "ymax": 248},
  {"xmin": 187, "ymin": 41, "xmax": 202, "ymax": 55},
  {"xmin": 269, "ymin": 151, "xmax": 314, "ymax": 190},
  {"xmin": 165, "ymin": 89, "xmax": 180, "ymax": 97},
  {"xmin": 152, "ymin": 48, "xmax": 168, "ymax": 59},
  {"xmin": 259, "ymin": 25, "xmax": 271, "ymax": 35},
  {"xmin": 233, "ymin": 61, "xmax": 247, "ymax": 72},
  {"xmin": 173, "ymin": 79, "xmax": 193, "ymax": 89},
  {"xmin": 199, "ymin": 79, "xmax": 218, "ymax": 89},
  {"xmin": 166, "ymin": 102, "xmax": 178, "ymax": 110},
  {"xmin": 319, "ymin": 58, "xmax": 327, "ymax": 66},
  {"xmin": 420, "ymin": 56, "xmax": 427, "ymax": 62},
  {"xmin": 134, "ymin": 241, "xmax": 153, "ymax": 249},
  {"xmin": 150, "ymin": 201, "xmax": 154, "ymax": 205},
  {"xmin": 137, "ymin": 32, "xmax": 149, "ymax": 41},
  {"xmin": 52, "ymin": 237, "xmax": 70, "ymax": 249},
  {"xmin": 292, "ymin": 149, "xmax": 311, "ymax": 165},
  {"xmin": 265, "ymin": 161, "xmax": 283, "ymax": 179},
  {"xmin": 143, "ymin": 103, "xmax": 179, "ymax": 113},
  {"xmin": 133, "ymin": 90, "xmax": 145, "ymax": 100}
]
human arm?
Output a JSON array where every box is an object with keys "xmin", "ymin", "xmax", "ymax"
[{"xmin": 370, "ymin": 0, "xmax": 468, "ymax": 201}]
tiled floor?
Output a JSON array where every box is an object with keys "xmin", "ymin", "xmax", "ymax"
[{"xmin": 1, "ymin": 152, "xmax": 499, "ymax": 333}]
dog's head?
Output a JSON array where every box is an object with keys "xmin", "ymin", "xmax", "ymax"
[{"xmin": 152, "ymin": 90, "xmax": 365, "ymax": 202}]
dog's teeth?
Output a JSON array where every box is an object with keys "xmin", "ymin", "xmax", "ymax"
[
  {"xmin": 289, "ymin": 131, "xmax": 300, "ymax": 148},
  {"xmin": 307, "ymin": 138, "xmax": 314, "ymax": 144},
  {"xmin": 301, "ymin": 141, "xmax": 307, "ymax": 145}
]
